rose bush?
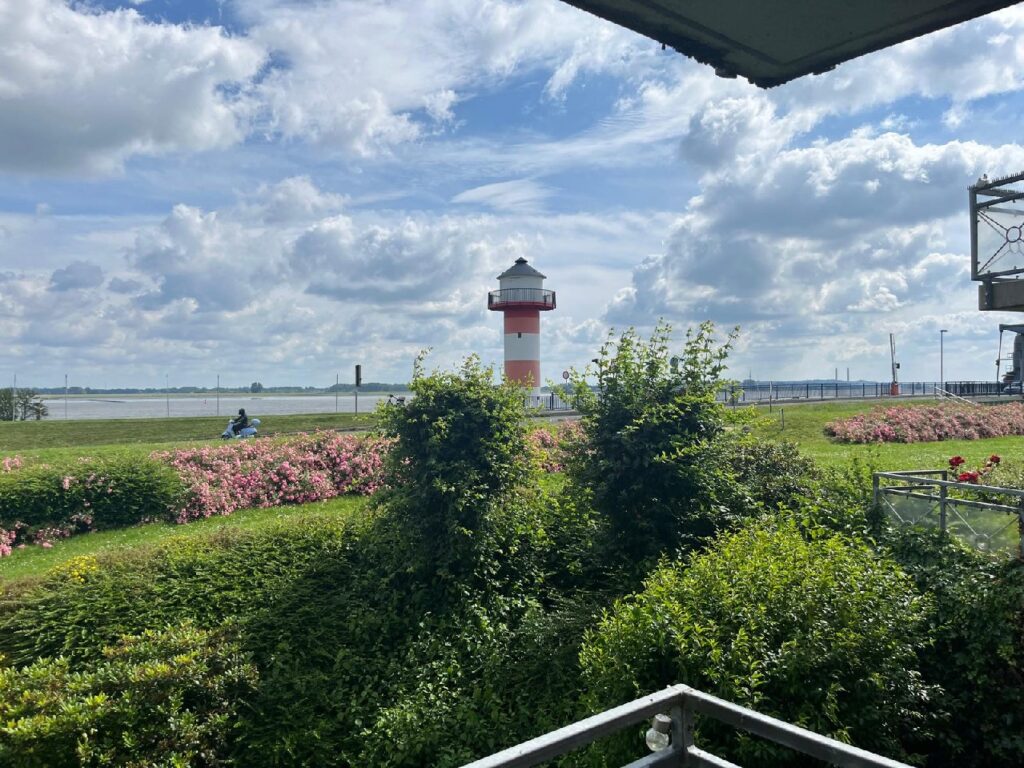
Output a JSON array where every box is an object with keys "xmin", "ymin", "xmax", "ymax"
[{"xmin": 826, "ymin": 402, "xmax": 1024, "ymax": 443}]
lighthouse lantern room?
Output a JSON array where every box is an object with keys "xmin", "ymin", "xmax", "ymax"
[{"xmin": 487, "ymin": 257, "xmax": 556, "ymax": 394}]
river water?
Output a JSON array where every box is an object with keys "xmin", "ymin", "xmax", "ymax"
[{"xmin": 39, "ymin": 393, "xmax": 407, "ymax": 421}]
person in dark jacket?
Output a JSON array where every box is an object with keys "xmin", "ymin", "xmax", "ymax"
[{"xmin": 230, "ymin": 408, "xmax": 249, "ymax": 435}]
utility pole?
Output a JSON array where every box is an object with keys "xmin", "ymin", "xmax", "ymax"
[
  {"xmin": 940, "ymin": 329, "xmax": 948, "ymax": 393},
  {"xmin": 890, "ymin": 334, "xmax": 900, "ymax": 395}
]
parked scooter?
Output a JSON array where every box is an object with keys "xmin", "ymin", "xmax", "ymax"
[{"xmin": 221, "ymin": 417, "xmax": 260, "ymax": 439}]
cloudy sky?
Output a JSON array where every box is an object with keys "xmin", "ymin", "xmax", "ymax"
[{"xmin": 2, "ymin": 0, "xmax": 1024, "ymax": 389}]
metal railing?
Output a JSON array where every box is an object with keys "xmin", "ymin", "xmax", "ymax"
[
  {"xmin": 931, "ymin": 386, "xmax": 978, "ymax": 406},
  {"xmin": 462, "ymin": 684, "xmax": 912, "ymax": 768},
  {"xmin": 488, "ymin": 288, "xmax": 557, "ymax": 310},
  {"xmin": 874, "ymin": 470, "xmax": 1024, "ymax": 557},
  {"xmin": 717, "ymin": 381, "xmax": 1006, "ymax": 404}
]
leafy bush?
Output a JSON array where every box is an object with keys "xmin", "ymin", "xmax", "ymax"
[
  {"xmin": 0, "ymin": 622, "xmax": 257, "ymax": 768},
  {"xmin": 0, "ymin": 455, "xmax": 184, "ymax": 547},
  {"xmin": 376, "ymin": 354, "xmax": 536, "ymax": 586},
  {"xmin": 826, "ymin": 402, "xmax": 1024, "ymax": 443},
  {"xmin": 564, "ymin": 322, "xmax": 744, "ymax": 574},
  {"xmin": 580, "ymin": 520, "xmax": 931, "ymax": 766},
  {"xmin": 885, "ymin": 530, "xmax": 1024, "ymax": 767},
  {"xmin": 723, "ymin": 438, "xmax": 815, "ymax": 512}
]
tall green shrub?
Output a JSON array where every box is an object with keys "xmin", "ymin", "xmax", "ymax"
[
  {"xmin": 886, "ymin": 530, "xmax": 1024, "ymax": 767},
  {"xmin": 580, "ymin": 520, "xmax": 931, "ymax": 767},
  {"xmin": 376, "ymin": 354, "xmax": 535, "ymax": 587},
  {"xmin": 565, "ymin": 322, "xmax": 744, "ymax": 574}
]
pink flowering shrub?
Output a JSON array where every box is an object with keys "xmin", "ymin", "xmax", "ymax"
[
  {"xmin": 526, "ymin": 421, "xmax": 584, "ymax": 473},
  {"xmin": 825, "ymin": 402, "xmax": 1024, "ymax": 444},
  {"xmin": 0, "ymin": 527, "xmax": 15, "ymax": 557},
  {"xmin": 152, "ymin": 432, "xmax": 390, "ymax": 524},
  {"xmin": 0, "ymin": 434, "xmax": 389, "ymax": 556},
  {"xmin": 2, "ymin": 456, "xmax": 23, "ymax": 473}
]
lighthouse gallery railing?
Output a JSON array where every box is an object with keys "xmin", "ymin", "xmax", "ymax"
[{"xmin": 488, "ymin": 288, "xmax": 556, "ymax": 309}]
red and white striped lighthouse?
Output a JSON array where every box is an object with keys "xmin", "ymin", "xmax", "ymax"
[{"xmin": 487, "ymin": 257, "xmax": 556, "ymax": 394}]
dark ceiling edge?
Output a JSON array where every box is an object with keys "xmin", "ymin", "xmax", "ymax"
[{"xmin": 558, "ymin": 0, "xmax": 1022, "ymax": 87}]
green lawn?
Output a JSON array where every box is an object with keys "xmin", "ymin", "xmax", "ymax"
[
  {"xmin": 750, "ymin": 399, "xmax": 1024, "ymax": 470},
  {"xmin": 0, "ymin": 412, "xmax": 376, "ymax": 458},
  {"xmin": 0, "ymin": 495, "xmax": 370, "ymax": 585}
]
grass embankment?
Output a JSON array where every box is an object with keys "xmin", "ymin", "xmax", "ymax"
[
  {"xmin": 0, "ymin": 495, "xmax": 370, "ymax": 585},
  {"xmin": 0, "ymin": 412, "xmax": 376, "ymax": 460},
  {"xmin": 751, "ymin": 399, "xmax": 1024, "ymax": 470}
]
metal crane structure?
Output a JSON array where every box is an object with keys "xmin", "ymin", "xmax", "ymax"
[{"xmin": 970, "ymin": 172, "xmax": 1024, "ymax": 392}]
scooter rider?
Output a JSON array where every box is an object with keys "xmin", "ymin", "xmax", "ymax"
[{"xmin": 230, "ymin": 408, "xmax": 249, "ymax": 436}]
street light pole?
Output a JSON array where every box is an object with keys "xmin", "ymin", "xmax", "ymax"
[{"xmin": 940, "ymin": 329, "xmax": 948, "ymax": 394}]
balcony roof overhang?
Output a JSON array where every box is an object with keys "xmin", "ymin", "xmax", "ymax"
[{"xmin": 558, "ymin": 0, "xmax": 1021, "ymax": 87}]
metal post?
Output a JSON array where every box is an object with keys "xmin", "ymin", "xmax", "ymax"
[
  {"xmin": 165, "ymin": 374, "xmax": 169, "ymax": 417},
  {"xmin": 780, "ymin": 408, "xmax": 784, "ymax": 430},
  {"xmin": 216, "ymin": 374, "xmax": 220, "ymax": 416},
  {"xmin": 1018, "ymin": 501, "xmax": 1023, "ymax": 561},
  {"xmin": 872, "ymin": 473, "xmax": 880, "ymax": 512},
  {"xmin": 64, "ymin": 373, "xmax": 68, "ymax": 419},
  {"xmin": 940, "ymin": 329, "xmax": 947, "ymax": 395},
  {"xmin": 939, "ymin": 481, "xmax": 948, "ymax": 531},
  {"xmin": 335, "ymin": 373, "xmax": 339, "ymax": 413},
  {"xmin": 675, "ymin": 702, "xmax": 692, "ymax": 765}
]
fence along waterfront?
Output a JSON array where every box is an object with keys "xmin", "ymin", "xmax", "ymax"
[{"xmin": 717, "ymin": 381, "xmax": 1004, "ymax": 404}]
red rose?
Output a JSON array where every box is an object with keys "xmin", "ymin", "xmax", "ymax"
[
  {"xmin": 988, "ymin": 455, "xmax": 1001, "ymax": 464},
  {"xmin": 949, "ymin": 456, "xmax": 966, "ymax": 468}
]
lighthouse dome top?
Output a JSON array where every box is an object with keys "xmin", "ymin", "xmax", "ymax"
[{"xmin": 497, "ymin": 257, "xmax": 546, "ymax": 280}]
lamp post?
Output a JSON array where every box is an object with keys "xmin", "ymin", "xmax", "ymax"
[{"xmin": 940, "ymin": 329, "xmax": 948, "ymax": 394}]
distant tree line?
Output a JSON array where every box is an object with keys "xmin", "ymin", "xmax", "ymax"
[{"xmin": 0, "ymin": 389, "xmax": 48, "ymax": 421}]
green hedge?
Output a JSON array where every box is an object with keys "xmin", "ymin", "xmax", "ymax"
[
  {"xmin": 0, "ymin": 455, "xmax": 183, "ymax": 532},
  {"xmin": 580, "ymin": 520, "xmax": 932, "ymax": 766},
  {"xmin": 0, "ymin": 622, "xmax": 257, "ymax": 768}
]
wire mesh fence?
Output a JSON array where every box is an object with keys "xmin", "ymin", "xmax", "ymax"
[{"xmin": 874, "ymin": 470, "xmax": 1024, "ymax": 557}]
